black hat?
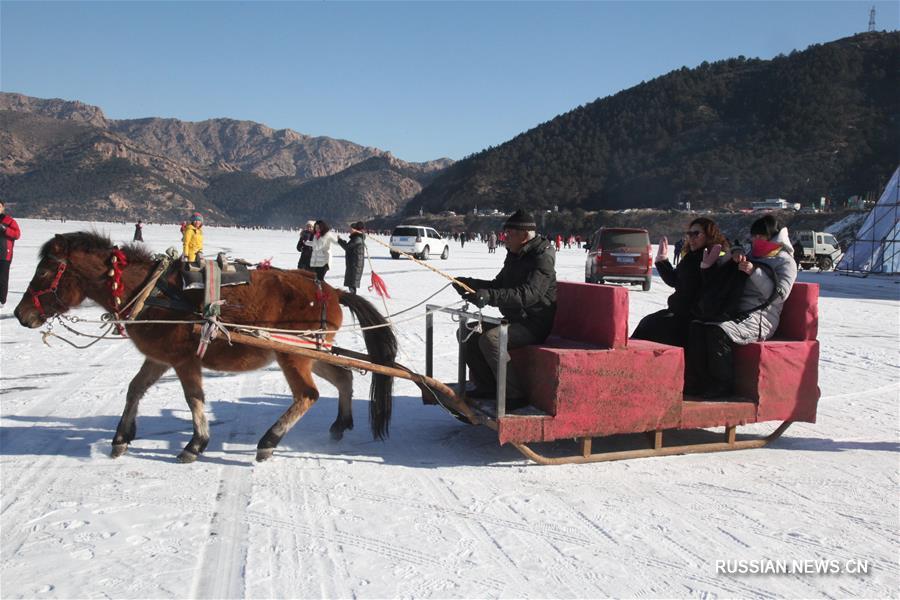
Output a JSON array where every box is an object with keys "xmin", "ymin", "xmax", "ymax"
[
  {"xmin": 503, "ymin": 209, "xmax": 536, "ymax": 231},
  {"xmin": 350, "ymin": 221, "xmax": 366, "ymax": 231}
]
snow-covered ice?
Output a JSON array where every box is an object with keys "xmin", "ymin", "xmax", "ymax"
[{"xmin": 1, "ymin": 219, "xmax": 898, "ymax": 598}]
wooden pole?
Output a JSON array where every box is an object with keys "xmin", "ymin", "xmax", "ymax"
[{"xmin": 196, "ymin": 325, "xmax": 480, "ymax": 425}]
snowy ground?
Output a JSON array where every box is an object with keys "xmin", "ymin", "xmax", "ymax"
[{"xmin": 1, "ymin": 219, "xmax": 898, "ymax": 598}]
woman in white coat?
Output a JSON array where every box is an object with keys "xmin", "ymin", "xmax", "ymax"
[
  {"xmin": 306, "ymin": 220, "xmax": 341, "ymax": 281},
  {"xmin": 684, "ymin": 215, "xmax": 797, "ymax": 399}
]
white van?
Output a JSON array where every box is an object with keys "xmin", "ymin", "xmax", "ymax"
[{"xmin": 389, "ymin": 225, "xmax": 450, "ymax": 260}]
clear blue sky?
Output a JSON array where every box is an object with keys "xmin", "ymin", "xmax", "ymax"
[{"xmin": 2, "ymin": 1, "xmax": 897, "ymax": 162}]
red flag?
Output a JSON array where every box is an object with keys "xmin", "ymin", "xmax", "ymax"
[{"xmin": 369, "ymin": 271, "xmax": 391, "ymax": 299}]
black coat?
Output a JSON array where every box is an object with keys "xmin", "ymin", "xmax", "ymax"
[
  {"xmin": 338, "ymin": 232, "xmax": 366, "ymax": 288},
  {"xmin": 296, "ymin": 230, "xmax": 314, "ymax": 269},
  {"xmin": 465, "ymin": 236, "xmax": 557, "ymax": 339},
  {"xmin": 656, "ymin": 249, "xmax": 704, "ymax": 317}
]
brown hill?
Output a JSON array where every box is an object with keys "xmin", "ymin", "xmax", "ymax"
[{"xmin": 0, "ymin": 92, "xmax": 453, "ymax": 223}]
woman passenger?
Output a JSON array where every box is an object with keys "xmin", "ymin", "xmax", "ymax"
[
  {"xmin": 631, "ymin": 217, "xmax": 729, "ymax": 347},
  {"xmin": 684, "ymin": 215, "xmax": 797, "ymax": 398}
]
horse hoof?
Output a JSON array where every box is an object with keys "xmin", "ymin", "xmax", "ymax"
[
  {"xmin": 110, "ymin": 444, "xmax": 128, "ymax": 458},
  {"xmin": 329, "ymin": 425, "xmax": 344, "ymax": 441},
  {"xmin": 177, "ymin": 451, "xmax": 198, "ymax": 464},
  {"xmin": 256, "ymin": 448, "xmax": 274, "ymax": 462}
]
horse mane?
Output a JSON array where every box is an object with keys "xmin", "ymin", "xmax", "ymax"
[{"xmin": 40, "ymin": 230, "xmax": 156, "ymax": 264}]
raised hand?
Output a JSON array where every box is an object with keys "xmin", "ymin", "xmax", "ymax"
[
  {"xmin": 737, "ymin": 255, "xmax": 755, "ymax": 275},
  {"xmin": 655, "ymin": 237, "xmax": 668, "ymax": 263},
  {"xmin": 701, "ymin": 244, "xmax": 722, "ymax": 269}
]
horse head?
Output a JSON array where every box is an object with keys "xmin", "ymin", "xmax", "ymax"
[{"xmin": 15, "ymin": 232, "xmax": 114, "ymax": 328}]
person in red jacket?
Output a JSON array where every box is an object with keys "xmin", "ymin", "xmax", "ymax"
[{"xmin": 0, "ymin": 200, "xmax": 22, "ymax": 307}]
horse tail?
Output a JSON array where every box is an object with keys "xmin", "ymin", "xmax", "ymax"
[{"xmin": 338, "ymin": 291, "xmax": 397, "ymax": 440}]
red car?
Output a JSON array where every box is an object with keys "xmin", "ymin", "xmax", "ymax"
[{"xmin": 584, "ymin": 227, "xmax": 653, "ymax": 291}]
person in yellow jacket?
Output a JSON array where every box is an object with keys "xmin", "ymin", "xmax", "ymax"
[{"xmin": 182, "ymin": 212, "xmax": 204, "ymax": 262}]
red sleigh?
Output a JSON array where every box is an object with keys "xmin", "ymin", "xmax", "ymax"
[{"xmin": 425, "ymin": 280, "xmax": 820, "ymax": 464}]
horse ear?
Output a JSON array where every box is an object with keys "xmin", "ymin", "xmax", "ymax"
[{"xmin": 49, "ymin": 234, "xmax": 68, "ymax": 257}]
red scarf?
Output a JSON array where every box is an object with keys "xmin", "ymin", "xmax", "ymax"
[{"xmin": 751, "ymin": 239, "xmax": 782, "ymax": 258}]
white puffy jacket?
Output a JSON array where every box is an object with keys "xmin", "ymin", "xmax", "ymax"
[{"xmin": 308, "ymin": 230, "xmax": 340, "ymax": 268}]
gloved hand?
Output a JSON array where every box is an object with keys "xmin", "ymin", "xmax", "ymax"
[
  {"xmin": 655, "ymin": 236, "xmax": 668, "ymax": 263},
  {"xmin": 452, "ymin": 277, "xmax": 474, "ymax": 297},
  {"xmin": 463, "ymin": 289, "xmax": 490, "ymax": 308},
  {"xmin": 701, "ymin": 244, "xmax": 722, "ymax": 269}
]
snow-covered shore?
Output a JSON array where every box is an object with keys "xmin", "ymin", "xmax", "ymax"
[{"xmin": 2, "ymin": 219, "xmax": 898, "ymax": 598}]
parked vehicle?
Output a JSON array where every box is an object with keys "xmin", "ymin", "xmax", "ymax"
[
  {"xmin": 794, "ymin": 230, "xmax": 842, "ymax": 271},
  {"xmin": 584, "ymin": 227, "xmax": 652, "ymax": 291},
  {"xmin": 389, "ymin": 225, "xmax": 450, "ymax": 260}
]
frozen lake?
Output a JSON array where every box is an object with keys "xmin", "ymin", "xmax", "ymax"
[{"xmin": 1, "ymin": 219, "xmax": 898, "ymax": 598}]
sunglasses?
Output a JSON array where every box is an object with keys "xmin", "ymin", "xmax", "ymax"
[{"xmin": 685, "ymin": 230, "xmax": 704, "ymax": 238}]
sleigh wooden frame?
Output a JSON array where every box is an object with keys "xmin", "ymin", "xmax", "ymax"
[{"xmin": 421, "ymin": 280, "xmax": 820, "ymax": 465}]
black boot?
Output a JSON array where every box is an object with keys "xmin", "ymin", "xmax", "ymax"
[
  {"xmin": 703, "ymin": 326, "xmax": 734, "ymax": 399},
  {"xmin": 683, "ymin": 321, "xmax": 707, "ymax": 395}
]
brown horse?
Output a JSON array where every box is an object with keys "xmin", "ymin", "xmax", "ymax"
[{"xmin": 14, "ymin": 232, "xmax": 397, "ymax": 462}]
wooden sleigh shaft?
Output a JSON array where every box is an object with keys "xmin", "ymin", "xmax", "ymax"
[{"xmin": 194, "ymin": 325, "xmax": 481, "ymax": 425}]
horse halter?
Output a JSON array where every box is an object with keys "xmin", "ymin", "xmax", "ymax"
[{"xmin": 27, "ymin": 257, "xmax": 69, "ymax": 317}]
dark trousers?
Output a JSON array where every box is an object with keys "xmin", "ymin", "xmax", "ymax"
[
  {"xmin": 684, "ymin": 321, "xmax": 734, "ymax": 395},
  {"xmin": 0, "ymin": 260, "xmax": 9, "ymax": 305},
  {"xmin": 631, "ymin": 309, "xmax": 690, "ymax": 348},
  {"xmin": 312, "ymin": 265, "xmax": 329, "ymax": 281},
  {"xmin": 464, "ymin": 322, "xmax": 541, "ymax": 399}
]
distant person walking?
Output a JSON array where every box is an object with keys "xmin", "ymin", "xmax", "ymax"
[
  {"xmin": 305, "ymin": 220, "xmax": 339, "ymax": 281},
  {"xmin": 182, "ymin": 213, "xmax": 204, "ymax": 262},
  {"xmin": 296, "ymin": 220, "xmax": 315, "ymax": 269},
  {"xmin": 0, "ymin": 200, "xmax": 21, "ymax": 307},
  {"xmin": 133, "ymin": 219, "xmax": 144, "ymax": 242},
  {"xmin": 487, "ymin": 231, "xmax": 498, "ymax": 254},
  {"xmin": 338, "ymin": 221, "xmax": 366, "ymax": 294},
  {"xmin": 793, "ymin": 238, "xmax": 805, "ymax": 269}
]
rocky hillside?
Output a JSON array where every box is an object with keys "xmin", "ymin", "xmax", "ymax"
[
  {"xmin": 409, "ymin": 31, "xmax": 900, "ymax": 216},
  {"xmin": 0, "ymin": 92, "xmax": 452, "ymax": 224}
]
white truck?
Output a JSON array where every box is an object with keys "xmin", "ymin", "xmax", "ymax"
[{"xmin": 793, "ymin": 230, "xmax": 843, "ymax": 271}]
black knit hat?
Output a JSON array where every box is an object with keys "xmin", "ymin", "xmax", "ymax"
[{"xmin": 503, "ymin": 209, "xmax": 536, "ymax": 231}]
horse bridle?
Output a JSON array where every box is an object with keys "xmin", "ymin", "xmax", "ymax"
[{"xmin": 27, "ymin": 257, "xmax": 69, "ymax": 317}]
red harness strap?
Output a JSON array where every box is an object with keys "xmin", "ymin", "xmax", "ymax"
[{"xmin": 27, "ymin": 261, "xmax": 68, "ymax": 316}]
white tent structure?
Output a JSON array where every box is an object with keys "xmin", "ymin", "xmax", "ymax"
[{"xmin": 838, "ymin": 166, "xmax": 900, "ymax": 274}]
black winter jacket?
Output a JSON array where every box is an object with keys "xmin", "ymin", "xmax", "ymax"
[
  {"xmin": 656, "ymin": 249, "xmax": 704, "ymax": 317},
  {"xmin": 465, "ymin": 236, "xmax": 557, "ymax": 339},
  {"xmin": 338, "ymin": 232, "xmax": 366, "ymax": 288},
  {"xmin": 296, "ymin": 230, "xmax": 315, "ymax": 269}
]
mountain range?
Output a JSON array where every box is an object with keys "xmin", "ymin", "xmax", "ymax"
[
  {"xmin": 407, "ymin": 31, "xmax": 899, "ymax": 216},
  {"xmin": 2, "ymin": 31, "xmax": 897, "ymax": 226},
  {"xmin": 0, "ymin": 92, "xmax": 451, "ymax": 224}
]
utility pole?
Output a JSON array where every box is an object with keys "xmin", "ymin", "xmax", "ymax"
[{"xmin": 868, "ymin": 6, "xmax": 876, "ymax": 32}]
